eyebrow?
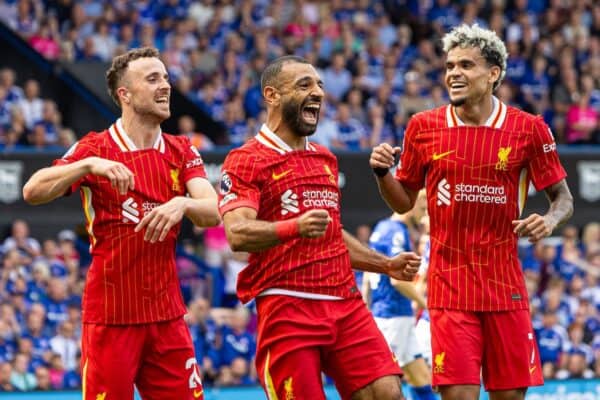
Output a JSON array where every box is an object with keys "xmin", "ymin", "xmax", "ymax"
[{"xmin": 294, "ymin": 76, "xmax": 323, "ymax": 86}]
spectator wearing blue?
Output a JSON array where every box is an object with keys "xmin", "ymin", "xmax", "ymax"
[
  {"xmin": 535, "ymin": 308, "xmax": 569, "ymax": 378},
  {"xmin": 187, "ymin": 298, "xmax": 221, "ymax": 384},
  {"xmin": 331, "ymin": 103, "xmax": 368, "ymax": 150},
  {"xmin": 42, "ymin": 279, "xmax": 69, "ymax": 331},
  {"xmin": 321, "ymin": 52, "xmax": 352, "ymax": 103},
  {"xmin": 219, "ymin": 307, "xmax": 255, "ymax": 369}
]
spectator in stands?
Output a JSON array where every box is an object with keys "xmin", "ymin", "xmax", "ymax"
[
  {"xmin": 44, "ymin": 278, "xmax": 69, "ymax": 330},
  {"xmin": 3, "ymin": 219, "xmax": 41, "ymax": 259},
  {"xmin": 178, "ymin": 115, "xmax": 214, "ymax": 151},
  {"xmin": 47, "ymin": 352, "xmax": 65, "ymax": 389},
  {"xmin": 397, "ymin": 71, "xmax": 433, "ymax": 122},
  {"xmin": 0, "ymin": 68, "xmax": 23, "ymax": 104},
  {"xmin": 49, "ymin": 321, "xmax": 78, "ymax": 372},
  {"xmin": 34, "ymin": 365, "xmax": 52, "ymax": 390},
  {"xmin": 10, "ymin": 352, "xmax": 36, "ymax": 391},
  {"xmin": 0, "ymin": 361, "xmax": 14, "ymax": 391},
  {"xmin": 28, "ymin": 17, "xmax": 61, "ymax": 61},
  {"xmin": 219, "ymin": 307, "xmax": 255, "ymax": 372},
  {"xmin": 17, "ymin": 79, "xmax": 44, "ymax": 131},
  {"xmin": 331, "ymin": 102, "xmax": 368, "ymax": 150},
  {"xmin": 535, "ymin": 308, "xmax": 569, "ymax": 379},
  {"xmin": 565, "ymin": 92, "xmax": 599, "ymax": 144}
]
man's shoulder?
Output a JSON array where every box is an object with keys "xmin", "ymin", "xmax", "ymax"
[
  {"xmin": 504, "ymin": 105, "xmax": 544, "ymax": 126},
  {"xmin": 225, "ymin": 138, "xmax": 270, "ymax": 163},
  {"xmin": 409, "ymin": 106, "xmax": 447, "ymax": 129},
  {"xmin": 309, "ymin": 142, "xmax": 335, "ymax": 157}
]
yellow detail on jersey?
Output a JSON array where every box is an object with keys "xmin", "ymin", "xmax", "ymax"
[
  {"xmin": 284, "ymin": 377, "xmax": 294, "ymax": 400},
  {"xmin": 264, "ymin": 351, "xmax": 279, "ymax": 400},
  {"xmin": 96, "ymin": 392, "xmax": 106, "ymax": 400},
  {"xmin": 170, "ymin": 169, "xmax": 181, "ymax": 191},
  {"xmin": 434, "ymin": 352, "xmax": 445, "ymax": 373},
  {"xmin": 323, "ymin": 165, "xmax": 336, "ymax": 184},
  {"xmin": 495, "ymin": 147, "xmax": 512, "ymax": 171}
]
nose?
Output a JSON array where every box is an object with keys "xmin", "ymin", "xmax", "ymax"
[{"xmin": 312, "ymin": 85, "xmax": 324, "ymax": 100}]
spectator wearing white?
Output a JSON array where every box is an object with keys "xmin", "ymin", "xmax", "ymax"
[
  {"xmin": 17, "ymin": 80, "xmax": 43, "ymax": 130},
  {"xmin": 49, "ymin": 321, "xmax": 78, "ymax": 371},
  {"xmin": 89, "ymin": 19, "xmax": 118, "ymax": 62},
  {"xmin": 3, "ymin": 219, "xmax": 41, "ymax": 259}
]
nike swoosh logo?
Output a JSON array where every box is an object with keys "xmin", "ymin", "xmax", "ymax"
[
  {"xmin": 272, "ymin": 170, "xmax": 292, "ymax": 180},
  {"xmin": 432, "ymin": 150, "xmax": 454, "ymax": 161},
  {"xmin": 193, "ymin": 389, "xmax": 203, "ymax": 398},
  {"xmin": 529, "ymin": 366, "xmax": 536, "ymax": 374}
]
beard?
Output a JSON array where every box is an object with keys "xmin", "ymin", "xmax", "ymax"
[
  {"xmin": 281, "ymin": 97, "xmax": 319, "ymax": 137},
  {"xmin": 132, "ymin": 101, "xmax": 170, "ymax": 123},
  {"xmin": 450, "ymin": 96, "xmax": 467, "ymax": 107}
]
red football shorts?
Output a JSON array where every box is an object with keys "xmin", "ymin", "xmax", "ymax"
[
  {"xmin": 255, "ymin": 295, "xmax": 401, "ymax": 400},
  {"xmin": 81, "ymin": 317, "xmax": 204, "ymax": 400},
  {"xmin": 429, "ymin": 309, "xmax": 544, "ymax": 390}
]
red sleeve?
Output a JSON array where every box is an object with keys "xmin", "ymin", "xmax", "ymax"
[
  {"xmin": 528, "ymin": 117, "xmax": 567, "ymax": 191},
  {"xmin": 218, "ymin": 150, "xmax": 261, "ymax": 215},
  {"xmin": 394, "ymin": 117, "xmax": 426, "ymax": 191},
  {"xmin": 51, "ymin": 133, "xmax": 97, "ymax": 194},
  {"xmin": 180, "ymin": 136, "xmax": 207, "ymax": 183}
]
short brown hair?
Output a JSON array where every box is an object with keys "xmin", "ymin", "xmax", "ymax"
[{"xmin": 106, "ymin": 47, "xmax": 160, "ymax": 107}]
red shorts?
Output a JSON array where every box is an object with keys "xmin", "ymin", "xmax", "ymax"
[
  {"xmin": 429, "ymin": 309, "xmax": 544, "ymax": 391},
  {"xmin": 255, "ymin": 295, "xmax": 401, "ymax": 400},
  {"xmin": 81, "ymin": 318, "xmax": 204, "ymax": 400}
]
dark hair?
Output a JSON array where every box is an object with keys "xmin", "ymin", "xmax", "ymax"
[
  {"xmin": 106, "ymin": 47, "xmax": 160, "ymax": 107},
  {"xmin": 260, "ymin": 55, "xmax": 310, "ymax": 93}
]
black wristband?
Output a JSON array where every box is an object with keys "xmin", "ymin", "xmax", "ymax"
[{"xmin": 372, "ymin": 167, "xmax": 389, "ymax": 178}]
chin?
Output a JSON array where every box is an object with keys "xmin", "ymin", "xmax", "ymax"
[{"xmin": 450, "ymin": 97, "xmax": 467, "ymax": 107}]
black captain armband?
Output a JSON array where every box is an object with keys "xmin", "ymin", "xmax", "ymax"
[{"xmin": 372, "ymin": 167, "xmax": 389, "ymax": 178}]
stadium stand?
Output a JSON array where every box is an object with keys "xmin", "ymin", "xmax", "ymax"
[{"xmin": 0, "ymin": 0, "xmax": 598, "ymax": 395}]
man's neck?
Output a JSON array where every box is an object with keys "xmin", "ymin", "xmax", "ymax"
[
  {"xmin": 264, "ymin": 116, "xmax": 306, "ymax": 150},
  {"xmin": 455, "ymin": 95, "xmax": 494, "ymax": 126},
  {"xmin": 121, "ymin": 112, "xmax": 161, "ymax": 149}
]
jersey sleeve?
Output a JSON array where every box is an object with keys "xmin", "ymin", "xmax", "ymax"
[
  {"xmin": 218, "ymin": 150, "xmax": 261, "ymax": 216},
  {"xmin": 51, "ymin": 133, "xmax": 97, "ymax": 194},
  {"xmin": 180, "ymin": 136, "xmax": 208, "ymax": 183},
  {"xmin": 528, "ymin": 118, "xmax": 567, "ymax": 191},
  {"xmin": 394, "ymin": 117, "xmax": 426, "ymax": 191}
]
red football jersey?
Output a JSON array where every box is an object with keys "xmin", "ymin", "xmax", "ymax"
[
  {"xmin": 218, "ymin": 124, "xmax": 361, "ymax": 304},
  {"xmin": 54, "ymin": 119, "xmax": 207, "ymax": 324},
  {"xmin": 395, "ymin": 98, "xmax": 566, "ymax": 311}
]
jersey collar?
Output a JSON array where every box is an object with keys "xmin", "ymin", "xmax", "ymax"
[
  {"xmin": 446, "ymin": 96, "xmax": 507, "ymax": 129},
  {"xmin": 255, "ymin": 123, "xmax": 315, "ymax": 154},
  {"xmin": 108, "ymin": 118, "xmax": 165, "ymax": 153}
]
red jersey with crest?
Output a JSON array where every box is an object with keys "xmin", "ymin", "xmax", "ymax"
[
  {"xmin": 218, "ymin": 124, "xmax": 361, "ymax": 304},
  {"xmin": 53, "ymin": 119, "xmax": 207, "ymax": 324},
  {"xmin": 395, "ymin": 98, "xmax": 566, "ymax": 311}
]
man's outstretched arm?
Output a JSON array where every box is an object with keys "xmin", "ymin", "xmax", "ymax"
[
  {"xmin": 23, "ymin": 157, "xmax": 134, "ymax": 205},
  {"xmin": 343, "ymin": 230, "xmax": 420, "ymax": 281}
]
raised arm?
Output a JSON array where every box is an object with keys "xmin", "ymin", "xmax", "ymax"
[
  {"xmin": 369, "ymin": 143, "xmax": 418, "ymax": 213},
  {"xmin": 23, "ymin": 156, "xmax": 134, "ymax": 205},
  {"xmin": 223, "ymin": 207, "xmax": 331, "ymax": 252},
  {"xmin": 342, "ymin": 230, "xmax": 420, "ymax": 281},
  {"xmin": 512, "ymin": 179, "xmax": 574, "ymax": 243}
]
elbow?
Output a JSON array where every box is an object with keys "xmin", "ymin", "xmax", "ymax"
[{"xmin": 22, "ymin": 182, "xmax": 41, "ymax": 205}]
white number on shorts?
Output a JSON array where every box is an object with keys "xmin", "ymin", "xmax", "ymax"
[{"xmin": 185, "ymin": 357, "xmax": 203, "ymax": 389}]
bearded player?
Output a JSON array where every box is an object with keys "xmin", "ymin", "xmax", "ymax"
[
  {"xmin": 218, "ymin": 55, "xmax": 422, "ymax": 400},
  {"xmin": 370, "ymin": 25, "xmax": 573, "ymax": 400},
  {"xmin": 23, "ymin": 47, "xmax": 220, "ymax": 399}
]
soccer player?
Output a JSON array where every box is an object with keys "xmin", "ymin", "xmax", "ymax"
[
  {"xmin": 22, "ymin": 47, "xmax": 220, "ymax": 400},
  {"xmin": 363, "ymin": 191, "xmax": 436, "ymax": 400},
  {"xmin": 218, "ymin": 55, "xmax": 421, "ymax": 400},
  {"xmin": 369, "ymin": 25, "xmax": 574, "ymax": 400}
]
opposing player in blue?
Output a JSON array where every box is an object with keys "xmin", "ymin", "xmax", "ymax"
[{"xmin": 363, "ymin": 191, "xmax": 436, "ymax": 400}]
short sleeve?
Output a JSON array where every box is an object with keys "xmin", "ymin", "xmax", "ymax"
[
  {"xmin": 394, "ymin": 117, "xmax": 426, "ymax": 190},
  {"xmin": 528, "ymin": 118, "xmax": 567, "ymax": 191},
  {"xmin": 180, "ymin": 136, "xmax": 207, "ymax": 183},
  {"xmin": 52, "ymin": 134, "xmax": 97, "ymax": 194},
  {"xmin": 218, "ymin": 150, "xmax": 261, "ymax": 215}
]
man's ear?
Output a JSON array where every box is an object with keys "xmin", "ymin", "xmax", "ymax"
[
  {"xmin": 489, "ymin": 65, "xmax": 501, "ymax": 86},
  {"xmin": 263, "ymin": 86, "xmax": 280, "ymax": 107},
  {"xmin": 117, "ymin": 87, "xmax": 130, "ymax": 105}
]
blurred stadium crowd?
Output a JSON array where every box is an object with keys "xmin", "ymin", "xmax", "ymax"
[
  {"xmin": 0, "ymin": 0, "xmax": 599, "ymax": 393},
  {"xmin": 1, "ymin": 0, "xmax": 600, "ymax": 150}
]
